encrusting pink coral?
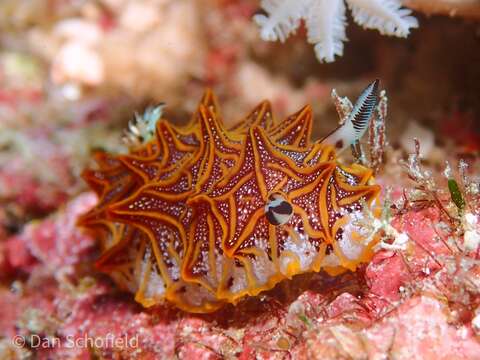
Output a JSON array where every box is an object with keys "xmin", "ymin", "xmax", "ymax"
[{"xmin": 1, "ymin": 193, "xmax": 97, "ymax": 276}]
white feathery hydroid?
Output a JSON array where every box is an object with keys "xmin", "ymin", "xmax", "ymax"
[{"xmin": 254, "ymin": 0, "xmax": 418, "ymax": 62}]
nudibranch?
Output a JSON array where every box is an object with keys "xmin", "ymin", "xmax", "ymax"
[{"xmin": 79, "ymin": 80, "xmax": 382, "ymax": 313}]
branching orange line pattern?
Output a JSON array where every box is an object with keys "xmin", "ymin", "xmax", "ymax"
[{"xmin": 78, "ymin": 90, "xmax": 380, "ymax": 313}]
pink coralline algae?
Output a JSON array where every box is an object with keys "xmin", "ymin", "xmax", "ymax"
[
  {"xmin": 0, "ymin": 168, "xmax": 69, "ymax": 220},
  {"xmin": 23, "ymin": 193, "xmax": 97, "ymax": 270},
  {"xmin": 363, "ymin": 295, "xmax": 480, "ymax": 359},
  {"xmin": 1, "ymin": 193, "xmax": 97, "ymax": 276},
  {"xmin": 366, "ymin": 207, "xmax": 451, "ymax": 301}
]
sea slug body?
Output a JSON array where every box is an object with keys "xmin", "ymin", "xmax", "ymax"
[{"xmin": 78, "ymin": 85, "xmax": 381, "ymax": 313}]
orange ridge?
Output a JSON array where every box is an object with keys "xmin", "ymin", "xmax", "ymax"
[{"xmin": 78, "ymin": 90, "xmax": 381, "ymax": 313}]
